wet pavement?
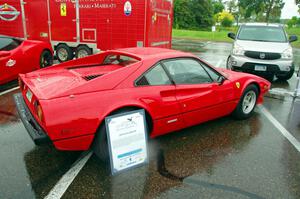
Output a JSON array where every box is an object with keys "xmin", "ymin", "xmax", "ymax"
[{"xmin": 0, "ymin": 40, "xmax": 299, "ymax": 199}]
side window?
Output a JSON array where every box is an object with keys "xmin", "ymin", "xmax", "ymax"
[
  {"xmin": 200, "ymin": 63, "xmax": 221, "ymax": 82},
  {"xmin": 136, "ymin": 63, "xmax": 172, "ymax": 86},
  {"xmin": 163, "ymin": 59, "xmax": 212, "ymax": 84}
]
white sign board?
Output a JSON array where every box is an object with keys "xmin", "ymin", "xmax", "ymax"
[
  {"xmin": 105, "ymin": 110, "xmax": 148, "ymax": 175},
  {"xmin": 212, "ymin": 26, "xmax": 216, "ymax": 32}
]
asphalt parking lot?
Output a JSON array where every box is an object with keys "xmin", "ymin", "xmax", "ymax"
[{"xmin": 0, "ymin": 40, "xmax": 300, "ymax": 199}]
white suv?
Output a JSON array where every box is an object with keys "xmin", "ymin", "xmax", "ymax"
[{"xmin": 227, "ymin": 23, "xmax": 298, "ymax": 81}]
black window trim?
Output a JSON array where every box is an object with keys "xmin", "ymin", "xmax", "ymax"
[
  {"xmin": 134, "ymin": 56, "xmax": 225, "ymax": 87},
  {"xmin": 161, "ymin": 57, "xmax": 221, "ymax": 85},
  {"xmin": 134, "ymin": 62, "xmax": 174, "ymax": 87}
]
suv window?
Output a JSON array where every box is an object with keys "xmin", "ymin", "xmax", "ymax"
[
  {"xmin": 136, "ymin": 63, "xmax": 172, "ymax": 86},
  {"xmin": 163, "ymin": 59, "xmax": 212, "ymax": 84},
  {"xmin": 0, "ymin": 37, "xmax": 21, "ymax": 51},
  {"xmin": 237, "ymin": 26, "xmax": 287, "ymax": 43}
]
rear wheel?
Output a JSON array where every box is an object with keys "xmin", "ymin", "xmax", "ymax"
[
  {"xmin": 56, "ymin": 44, "xmax": 73, "ymax": 62},
  {"xmin": 75, "ymin": 45, "xmax": 92, "ymax": 59},
  {"xmin": 276, "ymin": 68, "xmax": 294, "ymax": 81},
  {"xmin": 40, "ymin": 50, "xmax": 53, "ymax": 68},
  {"xmin": 93, "ymin": 108, "xmax": 147, "ymax": 162},
  {"xmin": 232, "ymin": 84, "xmax": 258, "ymax": 120}
]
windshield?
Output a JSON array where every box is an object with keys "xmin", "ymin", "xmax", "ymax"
[
  {"xmin": 237, "ymin": 26, "xmax": 287, "ymax": 42},
  {"xmin": 0, "ymin": 37, "xmax": 21, "ymax": 51}
]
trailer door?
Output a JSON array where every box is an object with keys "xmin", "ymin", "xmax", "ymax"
[
  {"xmin": 23, "ymin": 0, "xmax": 49, "ymax": 42},
  {"xmin": 49, "ymin": 0, "xmax": 78, "ymax": 42}
]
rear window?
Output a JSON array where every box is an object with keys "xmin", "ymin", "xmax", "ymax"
[
  {"xmin": 237, "ymin": 26, "xmax": 287, "ymax": 42},
  {"xmin": 0, "ymin": 37, "xmax": 22, "ymax": 51},
  {"xmin": 103, "ymin": 54, "xmax": 139, "ymax": 66}
]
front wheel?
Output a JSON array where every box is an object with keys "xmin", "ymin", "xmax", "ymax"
[
  {"xmin": 276, "ymin": 68, "xmax": 294, "ymax": 81},
  {"xmin": 56, "ymin": 44, "xmax": 73, "ymax": 62},
  {"xmin": 40, "ymin": 50, "xmax": 53, "ymax": 68},
  {"xmin": 232, "ymin": 84, "xmax": 259, "ymax": 120},
  {"xmin": 226, "ymin": 56, "xmax": 232, "ymax": 70}
]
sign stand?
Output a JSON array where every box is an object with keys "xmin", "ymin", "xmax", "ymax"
[
  {"xmin": 293, "ymin": 69, "xmax": 300, "ymax": 99},
  {"xmin": 105, "ymin": 109, "xmax": 148, "ymax": 175}
]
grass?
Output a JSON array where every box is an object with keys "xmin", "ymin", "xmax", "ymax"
[{"xmin": 172, "ymin": 27, "xmax": 300, "ymax": 48}]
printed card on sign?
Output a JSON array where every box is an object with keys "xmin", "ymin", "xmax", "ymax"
[{"xmin": 105, "ymin": 109, "xmax": 148, "ymax": 175}]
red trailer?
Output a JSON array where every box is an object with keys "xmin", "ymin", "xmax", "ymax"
[{"xmin": 0, "ymin": 0, "xmax": 173, "ymax": 62}]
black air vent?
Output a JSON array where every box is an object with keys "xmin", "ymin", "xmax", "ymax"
[{"xmin": 83, "ymin": 74, "xmax": 103, "ymax": 81}]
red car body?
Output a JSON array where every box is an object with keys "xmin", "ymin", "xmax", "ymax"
[
  {"xmin": 15, "ymin": 48, "xmax": 270, "ymax": 152},
  {"xmin": 0, "ymin": 36, "xmax": 53, "ymax": 85}
]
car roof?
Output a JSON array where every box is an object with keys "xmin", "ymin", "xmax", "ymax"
[
  {"xmin": 110, "ymin": 47, "xmax": 194, "ymax": 60},
  {"xmin": 241, "ymin": 23, "xmax": 283, "ymax": 27}
]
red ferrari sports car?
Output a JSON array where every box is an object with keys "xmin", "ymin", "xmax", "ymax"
[
  {"xmin": 0, "ymin": 36, "xmax": 53, "ymax": 85},
  {"xmin": 14, "ymin": 48, "xmax": 270, "ymax": 160}
]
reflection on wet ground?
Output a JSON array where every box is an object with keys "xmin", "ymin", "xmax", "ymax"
[{"xmin": 0, "ymin": 40, "xmax": 299, "ymax": 198}]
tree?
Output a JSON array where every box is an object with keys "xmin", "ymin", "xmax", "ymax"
[
  {"xmin": 264, "ymin": 0, "xmax": 284, "ymax": 23},
  {"xmin": 296, "ymin": 0, "xmax": 300, "ymax": 13},
  {"xmin": 191, "ymin": 0, "xmax": 214, "ymax": 29},
  {"xmin": 212, "ymin": 0, "xmax": 224, "ymax": 14},
  {"xmin": 215, "ymin": 11, "xmax": 235, "ymax": 27},
  {"xmin": 173, "ymin": 0, "xmax": 196, "ymax": 29},
  {"xmin": 239, "ymin": 0, "xmax": 284, "ymax": 22}
]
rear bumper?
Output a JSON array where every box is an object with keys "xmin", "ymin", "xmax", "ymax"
[{"xmin": 14, "ymin": 93, "xmax": 50, "ymax": 145}]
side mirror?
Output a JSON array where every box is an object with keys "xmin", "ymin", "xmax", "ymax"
[
  {"xmin": 228, "ymin": 32, "xmax": 236, "ymax": 40},
  {"xmin": 217, "ymin": 76, "xmax": 226, "ymax": 85},
  {"xmin": 289, "ymin": 35, "xmax": 298, "ymax": 43},
  {"xmin": 0, "ymin": 51, "xmax": 11, "ymax": 58}
]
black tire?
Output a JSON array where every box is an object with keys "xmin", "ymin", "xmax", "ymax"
[
  {"xmin": 56, "ymin": 44, "xmax": 73, "ymax": 62},
  {"xmin": 262, "ymin": 74, "xmax": 274, "ymax": 82},
  {"xmin": 93, "ymin": 124, "xmax": 109, "ymax": 162},
  {"xmin": 40, "ymin": 50, "xmax": 53, "ymax": 68},
  {"xmin": 93, "ymin": 108, "xmax": 145, "ymax": 162},
  {"xmin": 226, "ymin": 56, "xmax": 232, "ymax": 70},
  {"xmin": 232, "ymin": 84, "xmax": 259, "ymax": 120},
  {"xmin": 75, "ymin": 45, "xmax": 92, "ymax": 59},
  {"xmin": 276, "ymin": 68, "xmax": 294, "ymax": 81}
]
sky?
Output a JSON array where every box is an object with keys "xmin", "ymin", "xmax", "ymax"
[{"xmin": 281, "ymin": 0, "xmax": 299, "ymax": 19}]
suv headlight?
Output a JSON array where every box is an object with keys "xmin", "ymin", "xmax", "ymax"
[
  {"xmin": 281, "ymin": 47, "xmax": 293, "ymax": 59},
  {"xmin": 232, "ymin": 44, "xmax": 245, "ymax": 56}
]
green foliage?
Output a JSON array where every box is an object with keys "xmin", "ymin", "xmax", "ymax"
[
  {"xmin": 215, "ymin": 11, "xmax": 235, "ymax": 27},
  {"xmin": 287, "ymin": 16, "xmax": 300, "ymax": 28},
  {"xmin": 173, "ymin": 0, "xmax": 214, "ymax": 30},
  {"xmin": 239, "ymin": 0, "xmax": 284, "ymax": 22},
  {"xmin": 212, "ymin": 0, "xmax": 224, "ymax": 14},
  {"xmin": 173, "ymin": 0, "xmax": 196, "ymax": 29}
]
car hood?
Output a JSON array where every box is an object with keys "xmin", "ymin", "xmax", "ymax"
[
  {"xmin": 20, "ymin": 63, "xmax": 141, "ymax": 100},
  {"xmin": 235, "ymin": 40, "xmax": 290, "ymax": 53}
]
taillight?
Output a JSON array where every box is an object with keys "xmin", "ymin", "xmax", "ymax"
[
  {"xmin": 18, "ymin": 78, "xmax": 24, "ymax": 91},
  {"xmin": 34, "ymin": 101, "xmax": 44, "ymax": 122}
]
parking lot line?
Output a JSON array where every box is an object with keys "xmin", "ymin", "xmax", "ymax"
[
  {"xmin": 259, "ymin": 106, "xmax": 300, "ymax": 153},
  {"xmin": 44, "ymin": 151, "xmax": 93, "ymax": 199},
  {"xmin": 0, "ymin": 86, "xmax": 19, "ymax": 96}
]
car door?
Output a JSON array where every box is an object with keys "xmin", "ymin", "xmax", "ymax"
[
  {"xmin": 135, "ymin": 63, "xmax": 185, "ymax": 137},
  {"xmin": 162, "ymin": 58, "xmax": 235, "ymax": 128}
]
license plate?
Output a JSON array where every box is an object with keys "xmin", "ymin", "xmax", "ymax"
[
  {"xmin": 26, "ymin": 90, "xmax": 33, "ymax": 102},
  {"xmin": 254, "ymin": 65, "xmax": 267, "ymax": 71}
]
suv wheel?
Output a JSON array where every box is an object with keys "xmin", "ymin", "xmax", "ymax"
[{"xmin": 276, "ymin": 68, "xmax": 294, "ymax": 81}]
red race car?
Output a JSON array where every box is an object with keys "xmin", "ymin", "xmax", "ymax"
[
  {"xmin": 0, "ymin": 36, "xmax": 53, "ymax": 85},
  {"xmin": 14, "ymin": 48, "xmax": 270, "ymax": 160}
]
